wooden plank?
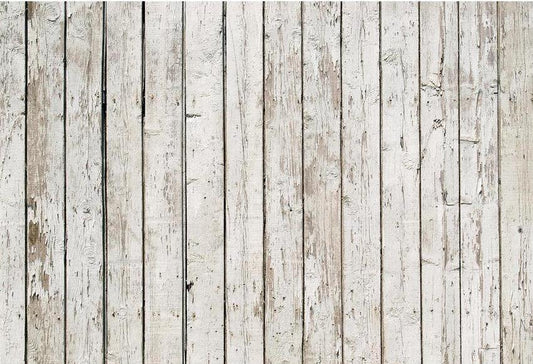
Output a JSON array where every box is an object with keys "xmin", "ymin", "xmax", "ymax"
[
  {"xmin": 380, "ymin": 3, "xmax": 421, "ymax": 363},
  {"xmin": 143, "ymin": 3, "xmax": 183, "ymax": 364},
  {"xmin": 184, "ymin": 3, "xmax": 224, "ymax": 362},
  {"xmin": 500, "ymin": 3, "xmax": 533, "ymax": 363},
  {"xmin": 0, "ymin": 3, "xmax": 25, "ymax": 363},
  {"xmin": 26, "ymin": 3, "xmax": 65, "ymax": 363},
  {"xmin": 341, "ymin": 3, "xmax": 381, "ymax": 363},
  {"xmin": 420, "ymin": 3, "xmax": 460, "ymax": 364},
  {"xmin": 264, "ymin": 2, "xmax": 303, "ymax": 363},
  {"xmin": 105, "ymin": 3, "xmax": 143, "ymax": 363},
  {"xmin": 302, "ymin": 2, "xmax": 342, "ymax": 362},
  {"xmin": 65, "ymin": 2, "xmax": 104, "ymax": 363},
  {"xmin": 225, "ymin": 2, "xmax": 264, "ymax": 363},
  {"xmin": 459, "ymin": 3, "xmax": 500, "ymax": 364}
]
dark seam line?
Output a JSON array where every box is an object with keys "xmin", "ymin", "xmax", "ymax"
[
  {"xmin": 496, "ymin": 3, "xmax": 503, "ymax": 363},
  {"xmin": 24, "ymin": 3, "xmax": 28, "ymax": 363},
  {"xmin": 261, "ymin": 2, "xmax": 266, "ymax": 364},
  {"xmin": 339, "ymin": 2, "xmax": 344, "ymax": 363},
  {"xmin": 378, "ymin": 3, "xmax": 384, "ymax": 364},
  {"xmin": 300, "ymin": 3, "xmax": 305, "ymax": 363},
  {"xmin": 457, "ymin": 3, "xmax": 462, "ymax": 364},
  {"xmin": 222, "ymin": 2, "xmax": 228, "ymax": 363},
  {"xmin": 417, "ymin": 3, "xmax": 423, "ymax": 363},
  {"xmin": 101, "ymin": 2, "xmax": 108, "ymax": 363},
  {"xmin": 181, "ymin": 3, "xmax": 188, "ymax": 363},
  {"xmin": 141, "ymin": 2, "xmax": 146, "ymax": 364},
  {"xmin": 63, "ymin": 3, "xmax": 68, "ymax": 363}
]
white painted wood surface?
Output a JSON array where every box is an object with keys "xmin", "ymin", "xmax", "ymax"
[
  {"xmin": 105, "ymin": 3, "xmax": 143, "ymax": 363},
  {"xmin": 65, "ymin": 3, "xmax": 104, "ymax": 364},
  {"xmin": 380, "ymin": 3, "xmax": 421, "ymax": 363},
  {"xmin": 225, "ymin": 2, "xmax": 264, "ymax": 363},
  {"xmin": 420, "ymin": 3, "xmax": 460, "ymax": 364},
  {"xmin": 3, "ymin": 3, "xmax": 533, "ymax": 363},
  {"xmin": 264, "ymin": 3, "xmax": 303, "ymax": 363},
  {"xmin": 144, "ymin": 3, "xmax": 183, "ymax": 364},
  {"xmin": 184, "ymin": 3, "xmax": 225, "ymax": 362},
  {"xmin": 302, "ymin": 2, "xmax": 342, "ymax": 363},
  {"xmin": 341, "ymin": 3, "xmax": 381, "ymax": 363},
  {"xmin": 459, "ymin": 3, "xmax": 500, "ymax": 364},
  {"xmin": 0, "ymin": 3, "xmax": 25, "ymax": 363},
  {"xmin": 26, "ymin": 3, "xmax": 65, "ymax": 363},
  {"xmin": 500, "ymin": 3, "xmax": 533, "ymax": 364}
]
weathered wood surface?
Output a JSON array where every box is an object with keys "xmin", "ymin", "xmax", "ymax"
[
  {"xmin": 341, "ymin": 3, "xmax": 381, "ymax": 363},
  {"xmin": 105, "ymin": 3, "xmax": 143, "ymax": 363},
  {"xmin": 264, "ymin": 2, "xmax": 303, "ymax": 363},
  {"xmin": 144, "ymin": 3, "xmax": 183, "ymax": 363},
  {"xmin": 225, "ymin": 2, "xmax": 264, "ymax": 363},
  {"xmin": 0, "ymin": 3, "xmax": 25, "ymax": 363},
  {"xmin": 420, "ymin": 3, "xmax": 460, "ymax": 364},
  {"xmin": 500, "ymin": 3, "xmax": 533, "ymax": 364},
  {"xmin": 3, "ymin": 2, "xmax": 533, "ymax": 363},
  {"xmin": 302, "ymin": 2, "xmax": 342, "ymax": 363},
  {"xmin": 65, "ymin": 3, "xmax": 104, "ymax": 364},
  {"xmin": 459, "ymin": 3, "xmax": 500, "ymax": 364},
  {"xmin": 184, "ymin": 2, "xmax": 225, "ymax": 362},
  {"xmin": 26, "ymin": 3, "xmax": 65, "ymax": 363},
  {"xmin": 380, "ymin": 3, "xmax": 421, "ymax": 363}
]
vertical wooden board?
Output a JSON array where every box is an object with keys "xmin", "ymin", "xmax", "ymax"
[
  {"xmin": 144, "ymin": 3, "xmax": 183, "ymax": 363},
  {"xmin": 0, "ymin": 3, "xmax": 25, "ymax": 363},
  {"xmin": 105, "ymin": 3, "xmax": 143, "ymax": 364},
  {"xmin": 26, "ymin": 3, "xmax": 65, "ymax": 363},
  {"xmin": 341, "ymin": 3, "xmax": 381, "ymax": 363},
  {"xmin": 65, "ymin": 2, "xmax": 103, "ymax": 364},
  {"xmin": 420, "ymin": 3, "xmax": 460, "ymax": 364},
  {"xmin": 459, "ymin": 3, "xmax": 500, "ymax": 364},
  {"xmin": 264, "ymin": 2, "xmax": 303, "ymax": 363},
  {"xmin": 302, "ymin": 2, "xmax": 342, "ymax": 362},
  {"xmin": 380, "ymin": 3, "xmax": 421, "ymax": 363},
  {"xmin": 500, "ymin": 3, "xmax": 533, "ymax": 363},
  {"xmin": 184, "ymin": 3, "xmax": 224, "ymax": 362},
  {"xmin": 225, "ymin": 2, "xmax": 264, "ymax": 363}
]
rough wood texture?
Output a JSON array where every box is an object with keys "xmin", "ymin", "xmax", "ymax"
[
  {"xmin": 105, "ymin": 3, "xmax": 143, "ymax": 363},
  {"xmin": 26, "ymin": 3, "xmax": 65, "ymax": 363},
  {"xmin": 0, "ymin": 3, "xmax": 25, "ymax": 363},
  {"xmin": 264, "ymin": 2, "xmax": 303, "ymax": 363},
  {"xmin": 459, "ymin": 3, "xmax": 500, "ymax": 364},
  {"xmin": 341, "ymin": 3, "xmax": 381, "ymax": 363},
  {"xmin": 184, "ymin": 3, "xmax": 225, "ymax": 362},
  {"xmin": 65, "ymin": 3, "xmax": 103, "ymax": 364},
  {"xmin": 144, "ymin": 3, "xmax": 183, "ymax": 363},
  {"xmin": 420, "ymin": 3, "xmax": 460, "ymax": 364},
  {"xmin": 380, "ymin": 3, "xmax": 421, "ymax": 363},
  {"xmin": 500, "ymin": 3, "xmax": 533, "ymax": 363},
  {"xmin": 302, "ymin": 2, "xmax": 342, "ymax": 362},
  {"xmin": 225, "ymin": 2, "xmax": 264, "ymax": 363}
]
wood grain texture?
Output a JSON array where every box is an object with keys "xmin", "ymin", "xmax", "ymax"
[
  {"xmin": 420, "ymin": 3, "xmax": 460, "ymax": 364},
  {"xmin": 459, "ymin": 3, "xmax": 500, "ymax": 364},
  {"xmin": 225, "ymin": 2, "xmax": 264, "ymax": 363},
  {"xmin": 500, "ymin": 3, "xmax": 533, "ymax": 363},
  {"xmin": 184, "ymin": 3, "xmax": 224, "ymax": 362},
  {"xmin": 105, "ymin": 3, "xmax": 143, "ymax": 363},
  {"xmin": 302, "ymin": 2, "xmax": 342, "ymax": 362},
  {"xmin": 144, "ymin": 3, "xmax": 183, "ymax": 363},
  {"xmin": 380, "ymin": 3, "xmax": 421, "ymax": 363},
  {"xmin": 65, "ymin": 3, "xmax": 103, "ymax": 363},
  {"xmin": 0, "ymin": 3, "xmax": 25, "ymax": 363},
  {"xmin": 264, "ymin": 2, "xmax": 303, "ymax": 363},
  {"xmin": 341, "ymin": 3, "xmax": 381, "ymax": 363},
  {"xmin": 26, "ymin": 3, "xmax": 65, "ymax": 363}
]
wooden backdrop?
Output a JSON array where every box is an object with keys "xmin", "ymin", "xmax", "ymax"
[{"xmin": 1, "ymin": 2, "xmax": 532, "ymax": 364}]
